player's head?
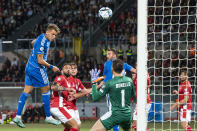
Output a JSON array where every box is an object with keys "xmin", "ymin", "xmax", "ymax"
[
  {"xmin": 107, "ymin": 48, "xmax": 117, "ymax": 60},
  {"xmin": 180, "ymin": 69, "xmax": 188, "ymax": 82},
  {"xmin": 70, "ymin": 63, "xmax": 78, "ymax": 76},
  {"xmin": 112, "ymin": 59, "xmax": 123, "ymax": 74},
  {"xmin": 61, "ymin": 63, "xmax": 71, "ymax": 77},
  {"xmin": 45, "ymin": 24, "xmax": 60, "ymax": 41}
]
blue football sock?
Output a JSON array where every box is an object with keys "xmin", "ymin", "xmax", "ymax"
[
  {"xmin": 42, "ymin": 91, "xmax": 51, "ymax": 117},
  {"xmin": 16, "ymin": 92, "xmax": 30, "ymax": 116},
  {"xmin": 113, "ymin": 125, "xmax": 119, "ymax": 131}
]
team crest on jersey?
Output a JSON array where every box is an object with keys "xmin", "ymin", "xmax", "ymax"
[
  {"xmin": 57, "ymin": 77, "xmax": 61, "ymax": 81},
  {"xmin": 40, "ymin": 47, "xmax": 44, "ymax": 51}
]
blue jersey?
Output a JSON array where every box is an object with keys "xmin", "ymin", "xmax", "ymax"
[
  {"xmin": 103, "ymin": 59, "xmax": 132, "ymax": 82},
  {"xmin": 27, "ymin": 33, "xmax": 50, "ymax": 68}
]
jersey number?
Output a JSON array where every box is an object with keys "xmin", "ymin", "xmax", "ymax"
[{"xmin": 121, "ymin": 89, "xmax": 125, "ymax": 107}]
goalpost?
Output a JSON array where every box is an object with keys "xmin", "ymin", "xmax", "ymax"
[
  {"xmin": 138, "ymin": 0, "xmax": 197, "ymax": 130},
  {"xmin": 137, "ymin": 0, "xmax": 148, "ymax": 131}
]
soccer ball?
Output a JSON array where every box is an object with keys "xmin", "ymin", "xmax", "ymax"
[{"xmin": 98, "ymin": 7, "xmax": 113, "ymax": 20}]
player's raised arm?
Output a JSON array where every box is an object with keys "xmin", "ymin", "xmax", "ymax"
[{"xmin": 124, "ymin": 63, "xmax": 136, "ymax": 74}]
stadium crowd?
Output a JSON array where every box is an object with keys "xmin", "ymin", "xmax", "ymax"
[{"xmin": 0, "ymin": 0, "xmax": 50, "ymax": 39}]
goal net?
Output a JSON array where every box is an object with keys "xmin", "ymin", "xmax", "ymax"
[{"xmin": 143, "ymin": 0, "xmax": 197, "ymax": 130}]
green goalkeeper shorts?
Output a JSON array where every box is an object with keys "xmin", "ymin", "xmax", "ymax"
[{"xmin": 100, "ymin": 110, "xmax": 132, "ymax": 130}]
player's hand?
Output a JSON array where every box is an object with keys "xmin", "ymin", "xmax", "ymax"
[
  {"xmin": 89, "ymin": 68, "xmax": 101, "ymax": 82},
  {"xmin": 67, "ymin": 88, "xmax": 76, "ymax": 95},
  {"xmin": 173, "ymin": 90, "xmax": 178, "ymax": 94},
  {"xmin": 68, "ymin": 95, "xmax": 75, "ymax": 101},
  {"xmin": 52, "ymin": 66, "xmax": 60, "ymax": 72}
]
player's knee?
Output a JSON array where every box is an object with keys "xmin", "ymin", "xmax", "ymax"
[
  {"xmin": 68, "ymin": 119, "xmax": 80, "ymax": 130},
  {"xmin": 24, "ymin": 85, "xmax": 34, "ymax": 93},
  {"xmin": 181, "ymin": 122, "xmax": 188, "ymax": 129},
  {"xmin": 40, "ymin": 86, "xmax": 50, "ymax": 93}
]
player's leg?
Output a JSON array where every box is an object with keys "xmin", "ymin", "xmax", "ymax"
[
  {"xmin": 40, "ymin": 86, "xmax": 60, "ymax": 125},
  {"xmin": 131, "ymin": 105, "xmax": 137, "ymax": 131},
  {"xmin": 51, "ymin": 107, "xmax": 80, "ymax": 131},
  {"xmin": 13, "ymin": 72, "xmax": 34, "ymax": 128},
  {"xmin": 90, "ymin": 119, "xmax": 106, "ymax": 131},
  {"xmin": 106, "ymin": 94, "xmax": 119, "ymax": 131},
  {"xmin": 180, "ymin": 109, "xmax": 192, "ymax": 131}
]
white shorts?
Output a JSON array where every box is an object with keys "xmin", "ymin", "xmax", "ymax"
[
  {"xmin": 51, "ymin": 107, "xmax": 81, "ymax": 125},
  {"xmin": 68, "ymin": 109, "xmax": 81, "ymax": 125},
  {"xmin": 133, "ymin": 104, "xmax": 152, "ymax": 121},
  {"xmin": 51, "ymin": 107, "xmax": 73, "ymax": 124},
  {"xmin": 180, "ymin": 108, "xmax": 191, "ymax": 122}
]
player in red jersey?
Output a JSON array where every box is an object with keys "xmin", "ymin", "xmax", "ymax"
[
  {"xmin": 170, "ymin": 70, "xmax": 192, "ymax": 131},
  {"xmin": 50, "ymin": 63, "xmax": 80, "ymax": 131},
  {"xmin": 64, "ymin": 63, "xmax": 92, "ymax": 130},
  {"xmin": 131, "ymin": 64, "xmax": 152, "ymax": 131}
]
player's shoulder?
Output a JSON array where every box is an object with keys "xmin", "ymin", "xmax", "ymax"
[
  {"xmin": 75, "ymin": 78, "xmax": 82, "ymax": 83},
  {"xmin": 55, "ymin": 75, "xmax": 65, "ymax": 81}
]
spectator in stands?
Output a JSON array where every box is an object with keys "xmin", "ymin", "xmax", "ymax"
[{"xmin": 11, "ymin": 58, "xmax": 18, "ymax": 66}]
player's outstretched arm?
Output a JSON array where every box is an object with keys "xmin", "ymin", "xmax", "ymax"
[{"xmin": 37, "ymin": 54, "xmax": 60, "ymax": 72}]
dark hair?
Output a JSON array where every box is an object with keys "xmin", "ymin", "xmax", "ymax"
[
  {"xmin": 107, "ymin": 48, "xmax": 117, "ymax": 56},
  {"xmin": 63, "ymin": 63, "xmax": 70, "ymax": 67},
  {"xmin": 46, "ymin": 24, "xmax": 60, "ymax": 34},
  {"xmin": 70, "ymin": 63, "xmax": 77, "ymax": 68},
  {"xmin": 180, "ymin": 69, "xmax": 187, "ymax": 76},
  {"xmin": 112, "ymin": 59, "xmax": 123, "ymax": 74}
]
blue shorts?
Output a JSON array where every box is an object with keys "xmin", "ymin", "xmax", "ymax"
[{"xmin": 25, "ymin": 64, "xmax": 49, "ymax": 88}]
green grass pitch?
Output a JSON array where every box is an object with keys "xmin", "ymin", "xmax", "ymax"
[{"xmin": 0, "ymin": 121, "xmax": 196, "ymax": 131}]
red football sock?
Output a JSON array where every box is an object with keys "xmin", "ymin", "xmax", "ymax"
[
  {"xmin": 185, "ymin": 125, "xmax": 192, "ymax": 131},
  {"xmin": 70, "ymin": 128, "xmax": 78, "ymax": 131},
  {"xmin": 132, "ymin": 125, "xmax": 137, "ymax": 131}
]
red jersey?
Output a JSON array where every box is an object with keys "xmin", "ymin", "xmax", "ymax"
[
  {"xmin": 178, "ymin": 80, "xmax": 192, "ymax": 110},
  {"xmin": 133, "ymin": 74, "xmax": 152, "ymax": 104},
  {"xmin": 67, "ymin": 76, "xmax": 86, "ymax": 110},
  {"xmin": 50, "ymin": 75, "xmax": 69, "ymax": 108}
]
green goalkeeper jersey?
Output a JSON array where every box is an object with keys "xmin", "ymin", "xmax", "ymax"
[{"xmin": 92, "ymin": 76, "xmax": 135, "ymax": 112}]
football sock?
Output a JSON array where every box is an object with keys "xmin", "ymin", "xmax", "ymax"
[
  {"xmin": 42, "ymin": 91, "xmax": 51, "ymax": 117},
  {"xmin": 16, "ymin": 92, "xmax": 30, "ymax": 116}
]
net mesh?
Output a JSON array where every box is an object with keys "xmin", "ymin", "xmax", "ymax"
[{"xmin": 147, "ymin": 0, "xmax": 197, "ymax": 130}]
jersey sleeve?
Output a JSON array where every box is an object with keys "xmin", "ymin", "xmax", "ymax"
[
  {"xmin": 34, "ymin": 35, "xmax": 45, "ymax": 55},
  {"xmin": 92, "ymin": 82, "xmax": 109, "ymax": 101},
  {"xmin": 123, "ymin": 63, "xmax": 132, "ymax": 71},
  {"xmin": 54, "ymin": 76, "xmax": 63, "ymax": 85}
]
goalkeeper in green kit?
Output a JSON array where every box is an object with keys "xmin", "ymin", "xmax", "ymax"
[{"xmin": 90, "ymin": 59, "xmax": 135, "ymax": 131}]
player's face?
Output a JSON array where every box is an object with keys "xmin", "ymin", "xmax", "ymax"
[
  {"xmin": 107, "ymin": 51, "xmax": 114, "ymax": 60},
  {"xmin": 180, "ymin": 72, "xmax": 187, "ymax": 82},
  {"xmin": 45, "ymin": 29, "xmax": 58, "ymax": 41},
  {"xmin": 70, "ymin": 65, "xmax": 78, "ymax": 76},
  {"xmin": 62, "ymin": 65, "xmax": 71, "ymax": 76},
  {"xmin": 132, "ymin": 73, "xmax": 136, "ymax": 79}
]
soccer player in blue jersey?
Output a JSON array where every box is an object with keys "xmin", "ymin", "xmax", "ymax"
[
  {"xmin": 103, "ymin": 48, "xmax": 136, "ymax": 131},
  {"xmin": 13, "ymin": 24, "xmax": 61, "ymax": 128}
]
